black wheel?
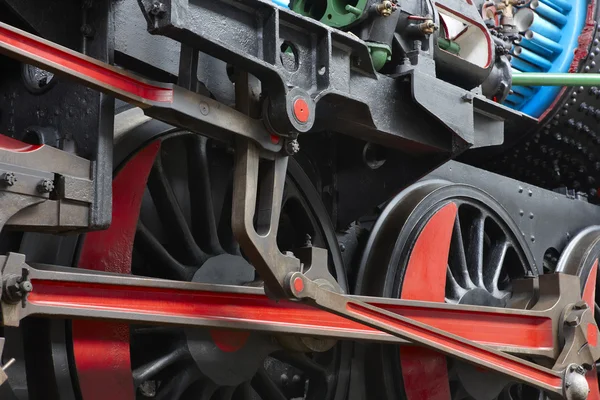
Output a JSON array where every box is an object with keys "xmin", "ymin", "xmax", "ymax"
[
  {"xmin": 69, "ymin": 130, "xmax": 351, "ymax": 400},
  {"xmin": 355, "ymin": 182, "xmax": 539, "ymax": 400}
]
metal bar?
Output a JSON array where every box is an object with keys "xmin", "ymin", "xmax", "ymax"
[
  {"xmin": 0, "ymin": 260, "xmax": 555, "ymax": 357},
  {"xmin": 0, "ymin": 21, "xmax": 280, "ymax": 153},
  {"xmin": 512, "ymin": 73, "xmax": 600, "ymax": 87},
  {"xmin": 289, "ymin": 272, "xmax": 566, "ymax": 396}
]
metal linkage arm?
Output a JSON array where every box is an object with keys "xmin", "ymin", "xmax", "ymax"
[
  {"xmin": 0, "ymin": 22, "xmax": 280, "ymax": 154},
  {"xmin": 0, "ymin": 253, "xmax": 598, "ymax": 398},
  {"xmin": 288, "ymin": 271, "xmax": 599, "ymax": 399}
]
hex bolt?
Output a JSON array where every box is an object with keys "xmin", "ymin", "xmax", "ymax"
[
  {"xmin": 376, "ymin": 0, "xmax": 395, "ymax": 16},
  {"xmin": 150, "ymin": 1, "xmax": 166, "ymax": 16},
  {"xmin": 565, "ymin": 315, "xmax": 580, "ymax": 327},
  {"xmin": 284, "ymin": 139, "xmax": 300, "ymax": 156},
  {"xmin": 1, "ymin": 172, "xmax": 16, "ymax": 186},
  {"xmin": 19, "ymin": 281, "xmax": 32, "ymax": 293},
  {"xmin": 37, "ymin": 179, "xmax": 54, "ymax": 194}
]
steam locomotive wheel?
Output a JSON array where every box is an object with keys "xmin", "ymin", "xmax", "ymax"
[
  {"xmin": 70, "ymin": 130, "xmax": 350, "ymax": 400},
  {"xmin": 355, "ymin": 181, "xmax": 539, "ymax": 400}
]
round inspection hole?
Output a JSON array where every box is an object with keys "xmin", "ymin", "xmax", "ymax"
[
  {"xmin": 280, "ymin": 41, "xmax": 299, "ymax": 72},
  {"xmin": 22, "ymin": 64, "xmax": 56, "ymax": 94}
]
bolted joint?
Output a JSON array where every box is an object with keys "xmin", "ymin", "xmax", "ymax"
[
  {"xmin": 419, "ymin": 20, "xmax": 438, "ymax": 35},
  {"xmin": 565, "ymin": 314, "xmax": 580, "ymax": 327},
  {"xmin": 2, "ymin": 274, "xmax": 31, "ymax": 305},
  {"xmin": 1, "ymin": 172, "xmax": 16, "ymax": 187},
  {"xmin": 376, "ymin": 0, "xmax": 397, "ymax": 16},
  {"xmin": 284, "ymin": 139, "xmax": 300, "ymax": 156},
  {"xmin": 150, "ymin": 1, "xmax": 167, "ymax": 16},
  {"xmin": 564, "ymin": 364, "xmax": 590, "ymax": 400},
  {"xmin": 37, "ymin": 179, "xmax": 54, "ymax": 194}
]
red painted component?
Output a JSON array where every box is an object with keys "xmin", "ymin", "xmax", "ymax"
[
  {"xmin": 349, "ymin": 301, "xmax": 563, "ymax": 390},
  {"xmin": 589, "ymin": 324, "xmax": 598, "ymax": 348},
  {"xmin": 293, "ymin": 98, "xmax": 309, "ymax": 123},
  {"xmin": 210, "ymin": 330, "xmax": 251, "ymax": 352},
  {"xmin": 294, "ymin": 276, "xmax": 305, "ymax": 293},
  {"xmin": 400, "ymin": 202, "xmax": 456, "ymax": 400},
  {"xmin": 28, "ymin": 277, "xmax": 554, "ymax": 350},
  {"xmin": 71, "ymin": 141, "xmax": 160, "ymax": 400},
  {"xmin": 270, "ymin": 134, "xmax": 281, "ymax": 144},
  {"xmin": 582, "ymin": 259, "xmax": 600, "ymax": 400},
  {"xmin": 0, "ymin": 134, "xmax": 42, "ymax": 152},
  {"xmin": 0, "ymin": 23, "xmax": 173, "ymax": 103}
]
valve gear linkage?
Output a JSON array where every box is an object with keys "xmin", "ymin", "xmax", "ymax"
[{"xmin": 0, "ymin": 17, "xmax": 595, "ymax": 400}]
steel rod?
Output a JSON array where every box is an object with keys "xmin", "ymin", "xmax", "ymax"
[
  {"xmin": 1, "ymin": 262, "xmax": 555, "ymax": 356},
  {"xmin": 512, "ymin": 73, "xmax": 600, "ymax": 87}
]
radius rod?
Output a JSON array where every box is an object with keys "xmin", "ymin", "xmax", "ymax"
[{"xmin": 0, "ymin": 18, "xmax": 596, "ymax": 400}]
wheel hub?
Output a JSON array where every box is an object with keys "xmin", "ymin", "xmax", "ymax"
[
  {"xmin": 458, "ymin": 288, "xmax": 506, "ymax": 307},
  {"xmin": 185, "ymin": 329, "xmax": 276, "ymax": 386}
]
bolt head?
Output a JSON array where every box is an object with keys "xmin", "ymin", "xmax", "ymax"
[
  {"xmin": 284, "ymin": 140, "xmax": 300, "ymax": 156},
  {"xmin": 565, "ymin": 315, "xmax": 580, "ymax": 327},
  {"xmin": 38, "ymin": 179, "xmax": 54, "ymax": 194},
  {"xmin": 20, "ymin": 281, "xmax": 32, "ymax": 293},
  {"xmin": 2, "ymin": 172, "xmax": 16, "ymax": 186},
  {"xmin": 150, "ymin": 1, "xmax": 166, "ymax": 16}
]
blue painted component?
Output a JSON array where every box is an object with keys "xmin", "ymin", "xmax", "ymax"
[
  {"xmin": 271, "ymin": 0, "xmax": 290, "ymax": 8},
  {"xmin": 531, "ymin": 0, "xmax": 567, "ymax": 27},
  {"xmin": 540, "ymin": 0, "xmax": 572, "ymax": 12},
  {"xmin": 512, "ymin": 85, "xmax": 537, "ymax": 98},
  {"xmin": 507, "ymin": 0, "xmax": 587, "ymax": 117},
  {"xmin": 506, "ymin": 92, "xmax": 527, "ymax": 106},
  {"xmin": 520, "ymin": 30, "xmax": 563, "ymax": 60},
  {"xmin": 511, "ymin": 55, "xmax": 543, "ymax": 72},
  {"xmin": 514, "ymin": 46, "xmax": 553, "ymax": 71}
]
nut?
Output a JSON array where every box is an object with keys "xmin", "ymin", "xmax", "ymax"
[
  {"xmin": 150, "ymin": 1, "xmax": 166, "ymax": 16},
  {"xmin": 284, "ymin": 139, "xmax": 300, "ymax": 156},
  {"xmin": 376, "ymin": 1, "xmax": 396, "ymax": 16},
  {"xmin": 37, "ymin": 179, "xmax": 54, "ymax": 194},
  {"xmin": 1, "ymin": 172, "xmax": 16, "ymax": 186},
  {"xmin": 419, "ymin": 20, "xmax": 438, "ymax": 35}
]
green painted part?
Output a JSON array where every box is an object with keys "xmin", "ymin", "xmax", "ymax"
[
  {"xmin": 511, "ymin": 73, "xmax": 600, "ymax": 86},
  {"xmin": 367, "ymin": 42, "xmax": 392, "ymax": 71},
  {"xmin": 438, "ymin": 38, "xmax": 460, "ymax": 55},
  {"xmin": 345, "ymin": 4, "xmax": 362, "ymax": 16},
  {"xmin": 291, "ymin": 0, "xmax": 368, "ymax": 28}
]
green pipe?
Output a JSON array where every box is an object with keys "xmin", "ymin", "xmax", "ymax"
[
  {"xmin": 512, "ymin": 73, "xmax": 600, "ymax": 87},
  {"xmin": 438, "ymin": 38, "xmax": 460, "ymax": 55}
]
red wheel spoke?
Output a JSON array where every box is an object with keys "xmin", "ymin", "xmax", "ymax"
[
  {"xmin": 400, "ymin": 202, "xmax": 457, "ymax": 400},
  {"xmin": 72, "ymin": 141, "xmax": 160, "ymax": 400}
]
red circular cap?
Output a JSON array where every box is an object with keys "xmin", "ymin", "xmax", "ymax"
[
  {"xmin": 293, "ymin": 276, "xmax": 304, "ymax": 293},
  {"xmin": 293, "ymin": 98, "xmax": 310, "ymax": 123}
]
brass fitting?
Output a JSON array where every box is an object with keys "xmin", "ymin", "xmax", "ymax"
[
  {"xmin": 419, "ymin": 20, "xmax": 438, "ymax": 35},
  {"xmin": 376, "ymin": 0, "xmax": 395, "ymax": 17}
]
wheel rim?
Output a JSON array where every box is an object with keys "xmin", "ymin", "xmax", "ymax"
[
  {"xmin": 556, "ymin": 227, "xmax": 600, "ymax": 399},
  {"xmin": 356, "ymin": 182, "xmax": 537, "ymax": 400},
  {"xmin": 72, "ymin": 133, "xmax": 350, "ymax": 400}
]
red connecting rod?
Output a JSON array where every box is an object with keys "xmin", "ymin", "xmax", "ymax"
[{"xmin": 26, "ymin": 271, "xmax": 554, "ymax": 353}]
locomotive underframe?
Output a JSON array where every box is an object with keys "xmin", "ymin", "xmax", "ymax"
[{"xmin": 0, "ymin": 0, "xmax": 599, "ymax": 399}]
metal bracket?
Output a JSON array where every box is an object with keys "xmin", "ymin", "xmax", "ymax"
[
  {"xmin": 0, "ymin": 253, "xmax": 28, "ymax": 327},
  {"xmin": 231, "ymin": 139, "xmax": 301, "ymax": 298},
  {"xmin": 287, "ymin": 271, "xmax": 599, "ymax": 398}
]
